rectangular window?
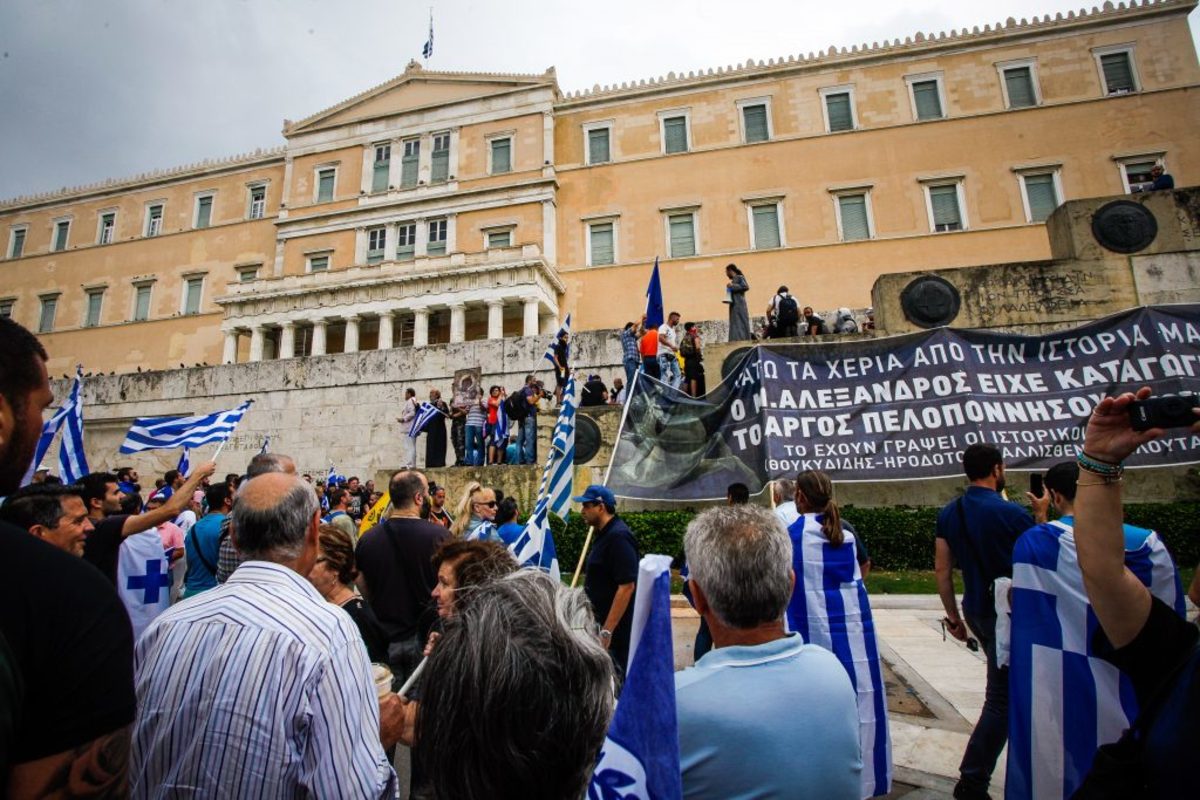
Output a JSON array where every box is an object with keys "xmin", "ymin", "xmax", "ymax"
[
  {"xmin": 237, "ymin": 266, "xmax": 260, "ymax": 282},
  {"xmin": 486, "ymin": 230, "xmax": 512, "ymax": 248},
  {"xmin": 38, "ymin": 296, "xmax": 57, "ymax": 333},
  {"xmin": 1100, "ymin": 51, "xmax": 1136, "ymax": 95},
  {"xmin": 928, "ymin": 184, "xmax": 964, "ymax": 232},
  {"xmin": 146, "ymin": 204, "xmax": 163, "ymax": 237},
  {"xmin": 668, "ymin": 213, "xmax": 696, "ymax": 258},
  {"xmin": 308, "ymin": 254, "xmax": 330, "ymax": 273},
  {"xmin": 489, "ymin": 137, "xmax": 512, "ymax": 174},
  {"xmin": 910, "ymin": 78, "xmax": 944, "ymax": 120},
  {"xmin": 0, "ymin": 300, "xmax": 12, "ymax": 319},
  {"xmin": 53, "ymin": 220, "xmax": 70, "ymax": 252},
  {"xmin": 588, "ymin": 222, "xmax": 615, "ymax": 266},
  {"xmin": 366, "ymin": 226, "xmax": 386, "ymax": 264},
  {"xmin": 396, "ymin": 223, "xmax": 416, "ymax": 261},
  {"xmin": 195, "ymin": 195, "xmax": 213, "ymax": 229},
  {"xmin": 373, "ymin": 144, "xmax": 391, "ymax": 193},
  {"xmin": 1021, "ymin": 172, "xmax": 1060, "ymax": 222},
  {"xmin": 84, "ymin": 290, "xmax": 104, "ymax": 328},
  {"xmin": 183, "ymin": 277, "xmax": 203, "ymax": 315},
  {"xmin": 427, "ymin": 219, "xmax": 448, "ymax": 255},
  {"xmin": 587, "ymin": 127, "xmax": 611, "ymax": 164},
  {"xmin": 1123, "ymin": 160, "xmax": 1158, "ymax": 193},
  {"xmin": 316, "ymin": 168, "xmax": 336, "ymax": 202},
  {"xmin": 741, "ymin": 104, "xmax": 769, "ymax": 143},
  {"xmin": 824, "ymin": 92, "xmax": 854, "ymax": 132},
  {"xmin": 401, "ymin": 139, "xmax": 420, "ymax": 187},
  {"xmin": 662, "ymin": 115, "xmax": 689, "ymax": 154},
  {"xmin": 750, "ymin": 204, "xmax": 781, "ymax": 249},
  {"xmin": 133, "ymin": 284, "xmax": 152, "ymax": 321},
  {"xmin": 1003, "ymin": 66, "xmax": 1037, "ymax": 108},
  {"xmin": 98, "ymin": 212, "xmax": 116, "ymax": 245},
  {"xmin": 249, "ymin": 185, "xmax": 266, "ymax": 219},
  {"xmin": 836, "ymin": 194, "xmax": 872, "ymax": 241},
  {"xmin": 9, "ymin": 229, "xmax": 26, "ymax": 258},
  {"xmin": 430, "ymin": 133, "xmax": 450, "ymax": 183}
]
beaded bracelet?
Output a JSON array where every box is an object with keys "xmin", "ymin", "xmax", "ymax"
[{"xmin": 1078, "ymin": 451, "xmax": 1124, "ymax": 481}]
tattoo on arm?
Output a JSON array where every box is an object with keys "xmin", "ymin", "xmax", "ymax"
[{"xmin": 8, "ymin": 724, "xmax": 131, "ymax": 800}]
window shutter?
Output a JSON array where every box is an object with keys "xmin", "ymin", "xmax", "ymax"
[
  {"xmin": 487, "ymin": 231, "xmax": 511, "ymax": 248},
  {"xmin": 196, "ymin": 198, "xmax": 212, "ymax": 228},
  {"xmin": 912, "ymin": 81, "xmax": 943, "ymax": 120},
  {"xmin": 1004, "ymin": 68, "xmax": 1036, "ymax": 108},
  {"xmin": 185, "ymin": 279, "xmax": 202, "ymax": 315},
  {"xmin": 372, "ymin": 162, "xmax": 389, "ymax": 193},
  {"xmin": 825, "ymin": 94, "xmax": 853, "ymax": 132},
  {"xmin": 752, "ymin": 205, "xmax": 781, "ymax": 249},
  {"xmin": 742, "ymin": 105, "xmax": 769, "ymax": 142},
  {"xmin": 317, "ymin": 171, "xmax": 334, "ymax": 202},
  {"xmin": 588, "ymin": 128, "xmax": 610, "ymax": 164},
  {"xmin": 396, "ymin": 224, "xmax": 416, "ymax": 260},
  {"xmin": 135, "ymin": 286, "xmax": 151, "ymax": 320},
  {"xmin": 309, "ymin": 256, "xmax": 329, "ymax": 272},
  {"xmin": 11, "ymin": 230, "xmax": 25, "ymax": 257},
  {"xmin": 54, "ymin": 223, "xmax": 69, "ymax": 251},
  {"xmin": 86, "ymin": 293, "xmax": 102, "ymax": 327},
  {"xmin": 930, "ymin": 185, "xmax": 962, "ymax": 230},
  {"xmin": 431, "ymin": 136, "xmax": 450, "ymax": 183},
  {"xmin": 1024, "ymin": 174, "xmax": 1059, "ymax": 222},
  {"xmin": 491, "ymin": 138, "xmax": 511, "ymax": 173},
  {"xmin": 590, "ymin": 223, "xmax": 614, "ymax": 265},
  {"xmin": 401, "ymin": 141, "xmax": 419, "ymax": 187},
  {"xmin": 669, "ymin": 214, "xmax": 695, "ymax": 257},
  {"xmin": 663, "ymin": 117, "xmax": 688, "ymax": 153},
  {"xmin": 838, "ymin": 195, "xmax": 871, "ymax": 240},
  {"xmin": 39, "ymin": 298, "xmax": 56, "ymax": 332},
  {"xmin": 1101, "ymin": 52, "xmax": 1134, "ymax": 93}
]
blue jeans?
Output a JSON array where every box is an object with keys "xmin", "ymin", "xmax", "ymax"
[
  {"xmin": 957, "ymin": 613, "xmax": 1008, "ymax": 797},
  {"xmin": 623, "ymin": 357, "xmax": 639, "ymax": 395},
  {"xmin": 519, "ymin": 417, "xmax": 537, "ymax": 464},
  {"xmin": 466, "ymin": 424, "xmax": 484, "ymax": 466},
  {"xmin": 658, "ymin": 353, "xmax": 681, "ymax": 389}
]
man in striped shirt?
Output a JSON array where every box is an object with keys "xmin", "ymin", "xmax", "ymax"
[{"xmin": 131, "ymin": 472, "xmax": 399, "ymax": 798}]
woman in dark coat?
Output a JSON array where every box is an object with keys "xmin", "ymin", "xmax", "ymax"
[
  {"xmin": 425, "ymin": 389, "xmax": 450, "ymax": 468},
  {"xmin": 725, "ymin": 263, "xmax": 751, "ymax": 341}
]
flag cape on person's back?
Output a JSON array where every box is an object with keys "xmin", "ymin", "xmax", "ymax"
[
  {"xmin": 408, "ymin": 401, "xmax": 444, "ymax": 438},
  {"xmin": 493, "ymin": 393, "xmax": 509, "ymax": 448},
  {"xmin": 1007, "ymin": 518, "xmax": 1183, "ymax": 800},
  {"xmin": 787, "ymin": 515, "xmax": 892, "ymax": 798},
  {"xmin": 117, "ymin": 530, "xmax": 173, "ymax": 642},
  {"xmin": 588, "ymin": 554, "xmax": 682, "ymax": 800}
]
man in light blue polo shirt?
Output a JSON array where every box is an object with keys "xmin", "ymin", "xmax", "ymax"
[{"xmin": 675, "ymin": 505, "xmax": 862, "ymax": 799}]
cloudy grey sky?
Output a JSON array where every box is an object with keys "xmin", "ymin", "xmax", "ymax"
[{"xmin": 1, "ymin": 0, "xmax": 1196, "ymax": 201}]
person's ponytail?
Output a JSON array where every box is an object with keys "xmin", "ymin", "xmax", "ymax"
[{"xmin": 795, "ymin": 470, "xmax": 842, "ymax": 546}]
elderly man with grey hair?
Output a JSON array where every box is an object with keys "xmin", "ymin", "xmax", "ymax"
[
  {"xmin": 215, "ymin": 451, "xmax": 298, "ymax": 583},
  {"xmin": 131, "ymin": 473, "xmax": 402, "ymax": 798},
  {"xmin": 675, "ymin": 505, "xmax": 862, "ymax": 799}
]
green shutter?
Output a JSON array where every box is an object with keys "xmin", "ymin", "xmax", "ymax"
[
  {"xmin": 185, "ymin": 279, "xmax": 202, "ymax": 315},
  {"xmin": 589, "ymin": 223, "xmax": 614, "ymax": 265},
  {"xmin": 588, "ymin": 128, "xmax": 610, "ymax": 164},
  {"xmin": 11, "ymin": 229, "xmax": 25, "ymax": 257},
  {"xmin": 309, "ymin": 256, "xmax": 329, "ymax": 272},
  {"xmin": 135, "ymin": 286, "xmax": 151, "ymax": 321},
  {"xmin": 752, "ymin": 205, "xmax": 781, "ymax": 249},
  {"xmin": 431, "ymin": 136, "xmax": 450, "ymax": 183},
  {"xmin": 912, "ymin": 81, "xmax": 943, "ymax": 120},
  {"xmin": 38, "ymin": 298, "xmax": 56, "ymax": 332},
  {"xmin": 428, "ymin": 221, "xmax": 446, "ymax": 254},
  {"xmin": 663, "ymin": 117, "xmax": 688, "ymax": 154},
  {"xmin": 838, "ymin": 195, "xmax": 871, "ymax": 241},
  {"xmin": 401, "ymin": 141, "xmax": 419, "ymax": 187},
  {"xmin": 54, "ymin": 222, "xmax": 69, "ymax": 251},
  {"xmin": 825, "ymin": 93, "xmax": 853, "ymax": 132},
  {"xmin": 742, "ymin": 105, "xmax": 769, "ymax": 142},
  {"xmin": 1101, "ymin": 52, "xmax": 1134, "ymax": 94},
  {"xmin": 367, "ymin": 228, "xmax": 385, "ymax": 264},
  {"xmin": 86, "ymin": 292, "xmax": 103, "ymax": 327},
  {"xmin": 396, "ymin": 224, "xmax": 416, "ymax": 261},
  {"xmin": 1024, "ymin": 174, "xmax": 1059, "ymax": 222},
  {"xmin": 1004, "ymin": 67, "xmax": 1036, "ymax": 108},
  {"xmin": 317, "ymin": 171, "xmax": 335, "ymax": 202},
  {"xmin": 929, "ymin": 185, "xmax": 962, "ymax": 230},
  {"xmin": 372, "ymin": 162, "xmax": 389, "ymax": 193},
  {"xmin": 669, "ymin": 214, "xmax": 695, "ymax": 257},
  {"xmin": 487, "ymin": 231, "xmax": 511, "ymax": 248},
  {"xmin": 491, "ymin": 138, "xmax": 512, "ymax": 173},
  {"xmin": 196, "ymin": 197, "xmax": 212, "ymax": 228}
]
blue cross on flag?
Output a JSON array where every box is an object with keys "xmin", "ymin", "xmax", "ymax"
[{"xmin": 117, "ymin": 530, "xmax": 175, "ymax": 641}]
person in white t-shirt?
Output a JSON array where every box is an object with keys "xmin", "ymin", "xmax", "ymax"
[
  {"xmin": 773, "ymin": 479, "xmax": 799, "ymax": 528},
  {"xmin": 656, "ymin": 311, "xmax": 682, "ymax": 390},
  {"xmin": 174, "ymin": 490, "xmax": 202, "ymax": 534}
]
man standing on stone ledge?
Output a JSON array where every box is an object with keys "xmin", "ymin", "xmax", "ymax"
[{"xmin": 518, "ymin": 377, "xmax": 543, "ymax": 465}]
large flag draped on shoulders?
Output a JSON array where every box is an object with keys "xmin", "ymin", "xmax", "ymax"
[
  {"xmin": 22, "ymin": 365, "xmax": 88, "ymax": 486},
  {"xmin": 408, "ymin": 401, "xmax": 444, "ymax": 438},
  {"xmin": 588, "ymin": 554, "xmax": 681, "ymax": 800},
  {"xmin": 120, "ymin": 400, "xmax": 252, "ymax": 453},
  {"xmin": 543, "ymin": 314, "xmax": 572, "ymax": 368},
  {"xmin": 644, "ymin": 258, "xmax": 664, "ymax": 330},
  {"xmin": 117, "ymin": 530, "xmax": 173, "ymax": 642},
  {"xmin": 1008, "ymin": 518, "xmax": 1182, "ymax": 800},
  {"xmin": 493, "ymin": 393, "xmax": 509, "ymax": 448}
]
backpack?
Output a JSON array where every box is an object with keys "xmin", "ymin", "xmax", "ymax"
[
  {"xmin": 777, "ymin": 295, "xmax": 799, "ymax": 326},
  {"xmin": 504, "ymin": 391, "xmax": 527, "ymax": 420}
]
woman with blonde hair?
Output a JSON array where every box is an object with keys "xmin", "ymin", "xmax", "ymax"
[
  {"xmin": 449, "ymin": 481, "xmax": 499, "ymax": 541},
  {"xmin": 788, "ymin": 470, "xmax": 891, "ymax": 798}
]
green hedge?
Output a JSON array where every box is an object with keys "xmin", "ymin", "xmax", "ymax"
[{"xmin": 550, "ymin": 502, "xmax": 1200, "ymax": 574}]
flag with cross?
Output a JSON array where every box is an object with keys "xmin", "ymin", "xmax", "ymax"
[{"xmin": 118, "ymin": 530, "xmax": 175, "ymax": 641}]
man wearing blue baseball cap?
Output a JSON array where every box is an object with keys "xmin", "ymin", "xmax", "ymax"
[{"xmin": 575, "ymin": 484, "xmax": 640, "ymax": 676}]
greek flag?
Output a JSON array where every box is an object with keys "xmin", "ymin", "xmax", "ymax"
[
  {"xmin": 176, "ymin": 449, "xmax": 190, "ymax": 478},
  {"xmin": 787, "ymin": 515, "xmax": 892, "ymax": 798},
  {"xmin": 1008, "ymin": 518, "xmax": 1183, "ymax": 800},
  {"xmin": 119, "ymin": 400, "xmax": 252, "ymax": 453},
  {"xmin": 408, "ymin": 401, "xmax": 443, "ymax": 438},
  {"xmin": 543, "ymin": 314, "xmax": 571, "ymax": 368},
  {"xmin": 23, "ymin": 365, "xmax": 88, "ymax": 486},
  {"xmin": 493, "ymin": 394, "xmax": 509, "ymax": 447},
  {"xmin": 258, "ymin": 435, "xmax": 270, "ymax": 455},
  {"xmin": 117, "ymin": 530, "xmax": 173, "ymax": 642},
  {"xmin": 421, "ymin": 11, "xmax": 433, "ymax": 59},
  {"xmin": 588, "ymin": 554, "xmax": 682, "ymax": 800},
  {"xmin": 509, "ymin": 374, "xmax": 575, "ymax": 579}
]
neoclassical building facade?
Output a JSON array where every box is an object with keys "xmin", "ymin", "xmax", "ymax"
[{"xmin": 2, "ymin": 0, "xmax": 1198, "ymax": 376}]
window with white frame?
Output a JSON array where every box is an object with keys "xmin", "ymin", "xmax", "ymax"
[
  {"xmin": 659, "ymin": 112, "xmax": 690, "ymax": 154},
  {"xmin": 97, "ymin": 211, "xmax": 116, "ymax": 245},
  {"xmin": 666, "ymin": 211, "xmax": 697, "ymax": 258},
  {"xmin": 315, "ymin": 167, "xmax": 336, "ymax": 203},
  {"xmin": 430, "ymin": 133, "xmax": 451, "ymax": 183},
  {"xmin": 307, "ymin": 253, "xmax": 331, "ymax": 273},
  {"xmin": 396, "ymin": 223, "xmax": 416, "ymax": 261},
  {"xmin": 998, "ymin": 60, "xmax": 1040, "ymax": 109},
  {"xmin": 182, "ymin": 276, "xmax": 204, "ymax": 315},
  {"xmin": 401, "ymin": 139, "xmax": 420, "ymax": 187},
  {"xmin": 586, "ymin": 220, "xmax": 617, "ymax": 266},
  {"xmin": 248, "ymin": 184, "xmax": 267, "ymax": 219},
  {"xmin": 923, "ymin": 181, "xmax": 967, "ymax": 232},
  {"xmin": 52, "ymin": 219, "xmax": 71, "ymax": 252},
  {"xmin": 1017, "ymin": 169, "xmax": 1062, "ymax": 222},
  {"xmin": 372, "ymin": 144, "xmax": 391, "ymax": 193},
  {"xmin": 1117, "ymin": 156, "xmax": 1162, "ymax": 193},
  {"xmin": 1094, "ymin": 45, "xmax": 1138, "ymax": 95},
  {"xmin": 584, "ymin": 122, "xmax": 612, "ymax": 165},
  {"xmin": 747, "ymin": 202, "xmax": 783, "ymax": 249},
  {"xmin": 38, "ymin": 295, "xmax": 58, "ymax": 333},
  {"xmin": 427, "ymin": 218, "xmax": 448, "ymax": 255},
  {"xmin": 84, "ymin": 289, "xmax": 104, "ymax": 328},
  {"xmin": 833, "ymin": 191, "xmax": 874, "ymax": 241},
  {"xmin": 194, "ymin": 194, "xmax": 214, "ymax": 229},
  {"xmin": 8, "ymin": 227, "xmax": 26, "ymax": 259},
  {"xmin": 133, "ymin": 283, "xmax": 153, "ymax": 321},
  {"xmin": 738, "ymin": 100, "xmax": 771, "ymax": 144},
  {"xmin": 0, "ymin": 299, "xmax": 13, "ymax": 319},
  {"xmin": 820, "ymin": 87, "xmax": 857, "ymax": 132},
  {"xmin": 237, "ymin": 265, "xmax": 260, "ymax": 282},
  {"xmin": 366, "ymin": 226, "xmax": 387, "ymax": 264},
  {"xmin": 906, "ymin": 73, "xmax": 946, "ymax": 121},
  {"xmin": 485, "ymin": 228, "xmax": 513, "ymax": 249},
  {"xmin": 146, "ymin": 203, "xmax": 164, "ymax": 237},
  {"xmin": 488, "ymin": 136, "xmax": 512, "ymax": 175}
]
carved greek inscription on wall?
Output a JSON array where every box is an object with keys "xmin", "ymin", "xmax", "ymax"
[{"xmin": 968, "ymin": 268, "xmax": 1102, "ymax": 324}]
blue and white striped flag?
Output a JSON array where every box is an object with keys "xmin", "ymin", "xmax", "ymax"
[
  {"xmin": 176, "ymin": 448, "xmax": 190, "ymax": 478},
  {"xmin": 258, "ymin": 435, "xmax": 270, "ymax": 455},
  {"xmin": 421, "ymin": 10, "xmax": 433, "ymax": 59},
  {"xmin": 787, "ymin": 515, "xmax": 892, "ymax": 798},
  {"xmin": 57, "ymin": 365, "xmax": 89, "ymax": 484},
  {"xmin": 493, "ymin": 393, "xmax": 509, "ymax": 448},
  {"xmin": 588, "ymin": 554, "xmax": 682, "ymax": 800},
  {"xmin": 119, "ymin": 400, "xmax": 252, "ymax": 453},
  {"xmin": 543, "ymin": 314, "xmax": 571, "ymax": 368},
  {"xmin": 1008, "ymin": 518, "xmax": 1182, "ymax": 800},
  {"xmin": 408, "ymin": 401, "xmax": 444, "ymax": 438},
  {"xmin": 510, "ymin": 374, "xmax": 575, "ymax": 580}
]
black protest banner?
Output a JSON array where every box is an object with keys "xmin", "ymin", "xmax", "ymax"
[{"xmin": 606, "ymin": 305, "xmax": 1200, "ymax": 501}]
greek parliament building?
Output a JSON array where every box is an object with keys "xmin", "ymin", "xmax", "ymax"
[{"xmin": 2, "ymin": 1, "xmax": 1198, "ymax": 378}]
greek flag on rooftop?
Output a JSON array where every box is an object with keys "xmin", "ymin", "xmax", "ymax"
[
  {"xmin": 23, "ymin": 365, "xmax": 89, "ymax": 486},
  {"xmin": 408, "ymin": 401, "xmax": 443, "ymax": 438},
  {"xmin": 119, "ymin": 400, "xmax": 252, "ymax": 453},
  {"xmin": 510, "ymin": 373, "xmax": 576, "ymax": 580},
  {"xmin": 543, "ymin": 314, "xmax": 571, "ymax": 367}
]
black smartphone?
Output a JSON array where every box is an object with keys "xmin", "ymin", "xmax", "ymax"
[
  {"xmin": 1030, "ymin": 474, "xmax": 1044, "ymax": 497},
  {"xmin": 1129, "ymin": 394, "xmax": 1198, "ymax": 431}
]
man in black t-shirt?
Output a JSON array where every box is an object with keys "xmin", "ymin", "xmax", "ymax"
[
  {"xmin": 0, "ymin": 317, "xmax": 136, "ymax": 796},
  {"xmin": 577, "ymin": 485, "xmax": 639, "ymax": 675},
  {"xmin": 345, "ymin": 476, "xmax": 372, "ymax": 523}
]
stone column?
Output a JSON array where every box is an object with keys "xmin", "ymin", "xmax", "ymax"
[
  {"xmin": 448, "ymin": 303, "xmax": 466, "ymax": 344},
  {"xmin": 344, "ymin": 315, "xmax": 361, "ymax": 353},
  {"xmin": 249, "ymin": 326, "xmax": 265, "ymax": 362},
  {"xmin": 312, "ymin": 318, "xmax": 328, "ymax": 356},
  {"xmin": 413, "ymin": 308, "xmax": 430, "ymax": 348},
  {"xmin": 279, "ymin": 322, "xmax": 296, "ymax": 359},
  {"xmin": 523, "ymin": 297, "xmax": 540, "ymax": 337},
  {"xmin": 377, "ymin": 312, "xmax": 394, "ymax": 350},
  {"xmin": 222, "ymin": 330, "xmax": 239, "ymax": 364},
  {"xmin": 486, "ymin": 299, "xmax": 505, "ymax": 340}
]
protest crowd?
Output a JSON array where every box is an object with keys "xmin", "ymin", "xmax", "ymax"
[{"xmin": 2, "ymin": 287, "xmax": 1199, "ymax": 800}]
